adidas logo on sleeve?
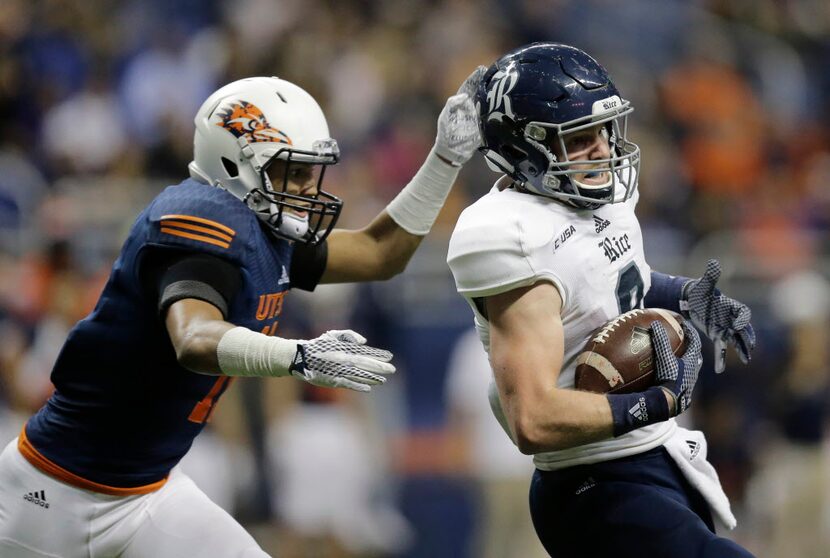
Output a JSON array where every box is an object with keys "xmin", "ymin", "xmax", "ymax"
[
  {"xmin": 628, "ymin": 397, "xmax": 648, "ymax": 422},
  {"xmin": 23, "ymin": 490, "xmax": 50, "ymax": 509}
]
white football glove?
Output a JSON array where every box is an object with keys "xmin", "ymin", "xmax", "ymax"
[
  {"xmin": 434, "ymin": 65, "xmax": 487, "ymax": 167},
  {"xmin": 289, "ymin": 330, "xmax": 396, "ymax": 392}
]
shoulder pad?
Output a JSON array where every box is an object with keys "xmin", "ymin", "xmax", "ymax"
[
  {"xmin": 145, "ymin": 180, "xmax": 254, "ymax": 260},
  {"xmin": 447, "ymin": 194, "xmax": 536, "ymax": 298},
  {"xmin": 448, "ymin": 190, "xmax": 573, "ymax": 302}
]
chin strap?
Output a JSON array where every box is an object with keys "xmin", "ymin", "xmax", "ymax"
[
  {"xmin": 572, "ymin": 175, "xmax": 613, "ymax": 193},
  {"xmin": 269, "ymin": 203, "xmax": 309, "ymax": 241}
]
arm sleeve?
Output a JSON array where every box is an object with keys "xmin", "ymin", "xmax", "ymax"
[
  {"xmin": 644, "ymin": 271, "xmax": 689, "ymax": 314},
  {"xmin": 143, "ymin": 252, "xmax": 243, "ymax": 319},
  {"xmin": 289, "ymin": 239, "xmax": 328, "ymax": 292}
]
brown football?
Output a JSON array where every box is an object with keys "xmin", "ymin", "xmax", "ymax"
[{"xmin": 574, "ymin": 308, "xmax": 687, "ymax": 394}]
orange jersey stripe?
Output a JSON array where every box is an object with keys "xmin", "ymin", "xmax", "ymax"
[
  {"xmin": 18, "ymin": 426, "xmax": 168, "ymax": 496},
  {"xmin": 188, "ymin": 376, "xmax": 234, "ymax": 423},
  {"xmin": 160, "ymin": 228, "xmax": 231, "ymax": 249},
  {"xmin": 160, "ymin": 220, "xmax": 234, "ymax": 243},
  {"xmin": 160, "ymin": 214, "xmax": 236, "ymax": 236}
]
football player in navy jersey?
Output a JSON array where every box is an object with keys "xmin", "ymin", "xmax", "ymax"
[
  {"xmin": 447, "ymin": 43, "xmax": 756, "ymax": 557},
  {"xmin": 0, "ymin": 71, "xmax": 484, "ymax": 557}
]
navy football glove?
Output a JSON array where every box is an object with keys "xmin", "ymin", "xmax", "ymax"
[
  {"xmin": 652, "ymin": 321, "xmax": 703, "ymax": 416},
  {"xmin": 681, "ymin": 259, "xmax": 755, "ymax": 373}
]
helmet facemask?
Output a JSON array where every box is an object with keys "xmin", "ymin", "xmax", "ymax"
[
  {"xmin": 250, "ymin": 143, "xmax": 342, "ymax": 245},
  {"xmin": 522, "ymin": 98, "xmax": 640, "ymax": 209},
  {"xmin": 476, "ymin": 43, "xmax": 642, "ymax": 210}
]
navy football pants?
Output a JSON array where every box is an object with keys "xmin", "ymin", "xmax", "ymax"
[{"xmin": 529, "ymin": 447, "xmax": 755, "ymax": 558}]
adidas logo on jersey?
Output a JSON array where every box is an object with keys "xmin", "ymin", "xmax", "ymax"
[
  {"xmin": 23, "ymin": 490, "xmax": 49, "ymax": 509},
  {"xmin": 628, "ymin": 396, "xmax": 648, "ymax": 422},
  {"xmin": 593, "ymin": 215, "xmax": 611, "ymax": 233},
  {"xmin": 686, "ymin": 440, "xmax": 701, "ymax": 461}
]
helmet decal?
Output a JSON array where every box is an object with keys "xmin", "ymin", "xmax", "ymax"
[
  {"xmin": 486, "ymin": 67, "xmax": 518, "ymax": 119},
  {"xmin": 215, "ymin": 100, "xmax": 293, "ymax": 145}
]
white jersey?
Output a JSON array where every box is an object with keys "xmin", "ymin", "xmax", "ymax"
[{"xmin": 447, "ymin": 182, "xmax": 676, "ymax": 471}]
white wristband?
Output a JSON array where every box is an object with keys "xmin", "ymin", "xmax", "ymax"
[
  {"xmin": 216, "ymin": 327, "xmax": 298, "ymax": 377},
  {"xmin": 385, "ymin": 147, "xmax": 461, "ymax": 236}
]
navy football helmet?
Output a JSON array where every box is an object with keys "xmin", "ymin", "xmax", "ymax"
[{"xmin": 477, "ymin": 43, "xmax": 640, "ymax": 208}]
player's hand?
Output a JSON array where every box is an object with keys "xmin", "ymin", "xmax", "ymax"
[
  {"xmin": 681, "ymin": 259, "xmax": 755, "ymax": 373},
  {"xmin": 651, "ymin": 321, "xmax": 702, "ymax": 416},
  {"xmin": 434, "ymin": 65, "xmax": 487, "ymax": 167},
  {"xmin": 289, "ymin": 330, "xmax": 395, "ymax": 392}
]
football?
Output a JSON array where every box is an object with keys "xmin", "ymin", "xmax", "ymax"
[{"xmin": 574, "ymin": 308, "xmax": 687, "ymax": 394}]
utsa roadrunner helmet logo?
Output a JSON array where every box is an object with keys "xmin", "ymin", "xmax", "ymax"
[{"xmin": 216, "ymin": 100, "xmax": 293, "ymax": 144}]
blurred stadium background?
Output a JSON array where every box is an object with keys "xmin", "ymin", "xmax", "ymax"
[{"xmin": 1, "ymin": 1, "xmax": 829, "ymax": 556}]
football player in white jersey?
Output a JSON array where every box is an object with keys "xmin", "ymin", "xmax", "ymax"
[{"xmin": 447, "ymin": 43, "xmax": 756, "ymax": 558}]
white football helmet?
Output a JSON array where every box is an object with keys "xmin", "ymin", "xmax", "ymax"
[{"xmin": 189, "ymin": 76, "xmax": 342, "ymax": 244}]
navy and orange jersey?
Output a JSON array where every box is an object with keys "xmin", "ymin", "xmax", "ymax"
[{"xmin": 22, "ymin": 179, "xmax": 300, "ymax": 493}]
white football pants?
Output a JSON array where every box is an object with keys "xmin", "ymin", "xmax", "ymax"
[{"xmin": 0, "ymin": 439, "xmax": 269, "ymax": 557}]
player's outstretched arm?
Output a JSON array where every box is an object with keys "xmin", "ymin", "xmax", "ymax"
[
  {"xmin": 166, "ymin": 299, "xmax": 394, "ymax": 392},
  {"xmin": 320, "ymin": 66, "xmax": 487, "ymax": 284}
]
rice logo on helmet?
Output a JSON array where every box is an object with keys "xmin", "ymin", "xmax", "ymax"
[
  {"xmin": 216, "ymin": 100, "xmax": 293, "ymax": 145},
  {"xmin": 486, "ymin": 67, "xmax": 519, "ymax": 120}
]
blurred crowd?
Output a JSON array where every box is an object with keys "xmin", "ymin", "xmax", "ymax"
[{"xmin": 2, "ymin": 0, "xmax": 830, "ymax": 556}]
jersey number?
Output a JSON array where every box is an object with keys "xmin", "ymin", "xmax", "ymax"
[
  {"xmin": 616, "ymin": 263, "xmax": 644, "ymax": 313},
  {"xmin": 188, "ymin": 377, "xmax": 233, "ymax": 424}
]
